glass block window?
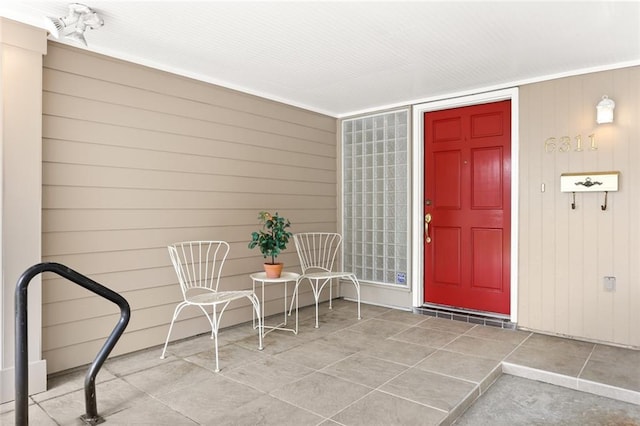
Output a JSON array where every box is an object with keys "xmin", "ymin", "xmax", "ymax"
[{"xmin": 342, "ymin": 109, "xmax": 409, "ymax": 286}]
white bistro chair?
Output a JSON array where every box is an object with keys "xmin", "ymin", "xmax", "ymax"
[
  {"xmin": 160, "ymin": 241, "xmax": 263, "ymax": 372},
  {"xmin": 290, "ymin": 232, "xmax": 361, "ymax": 330}
]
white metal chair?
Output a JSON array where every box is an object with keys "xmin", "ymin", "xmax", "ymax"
[
  {"xmin": 289, "ymin": 232, "xmax": 361, "ymax": 331},
  {"xmin": 160, "ymin": 241, "xmax": 263, "ymax": 372}
]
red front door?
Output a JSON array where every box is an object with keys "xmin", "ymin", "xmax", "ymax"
[{"xmin": 423, "ymin": 100, "xmax": 511, "ymax": 315}]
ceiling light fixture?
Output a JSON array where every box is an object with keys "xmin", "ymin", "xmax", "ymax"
[
  {"xmin": 44, "ymin": 3, "xmax": 103, "ymax": 47},
  {"xmin": 596, "ymin": 95, "xmax": 615, "ymax": 124}
]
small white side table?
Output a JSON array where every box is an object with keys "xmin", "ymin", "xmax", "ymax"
[{"xmin": 250, "ymin": 271, "xmax": 300, "ymax": 337}]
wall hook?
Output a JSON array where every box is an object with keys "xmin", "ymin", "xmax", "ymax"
[
  {"xmin": 601, "ymin": 191, "xmax": 608, "ymax": 211},
  {"xmin": 571, "ymin": 192, "xmax": 576, "ymax": 210}
]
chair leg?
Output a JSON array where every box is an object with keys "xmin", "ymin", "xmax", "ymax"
[
  {"xmin": 160, "ymin": 302, "xmax": 187, "ymax": 359},
  {"xmin": 288, "ymin": 279, "xmax": 302, "ymax": 317},
  {"xmin": 286, "ymin": 278, "xmax": 301, "ymax": 334},
  {"xmin": 348, "ymin": 275, "xmax": 362, "ymax": 320},
  {"xmin": 211, "ymin": 305, "xmax": 221, "ymax": 372},
  {"xmin": 246, "ymin": 293, "xmax": 264, "ymax": 351}
]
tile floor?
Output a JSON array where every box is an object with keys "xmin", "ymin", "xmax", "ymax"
[{"xmin": 2, "ymin": 299, "xmax": 639, "ymax": 425}]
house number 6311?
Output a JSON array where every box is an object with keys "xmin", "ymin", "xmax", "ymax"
[{"xmin": 544, "ymin": 134, "xmax": 597, "ymax": 153}]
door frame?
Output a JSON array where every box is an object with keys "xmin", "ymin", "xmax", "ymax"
[{"xmin": 411, "ymin": 88, "xmax": 519, "ymax": 322}]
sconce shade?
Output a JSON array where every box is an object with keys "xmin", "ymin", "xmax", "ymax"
[{"xmin": 596, "ymin": 95, "xmax": 615, "ymax": 124}]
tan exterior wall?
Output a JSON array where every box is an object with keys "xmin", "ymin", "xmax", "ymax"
[
  {"xmin": 41, "ymin": 43, "xmax": 337, "ymax": 373},
  {"xmin": 518, "ymin": 66, "xmax": 640, "ymax": 348}
]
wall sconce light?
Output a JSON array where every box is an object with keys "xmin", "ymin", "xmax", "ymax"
[
  {"xmin": 596, "ymin": 95, "xmax": 615, "ymax": 124},
  {"xmin": 44, "ymin": 3, "xmax": 103, "ymax": 47}
]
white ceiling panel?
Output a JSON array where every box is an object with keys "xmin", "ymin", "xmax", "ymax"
[{"xmin": 2, "ymin": 1, "xmax": 639, "ymax": 117}]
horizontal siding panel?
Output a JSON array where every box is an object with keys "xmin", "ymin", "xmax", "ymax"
[
  {"xmin": 44, "ymin": 115, "xmax": 336, "ymax": 163},
  {"xmin": 43, "ymin": 162, "xmax": 336, "ymax": 196},
  {"xmin": 44, "ymin": 286, "xmax": 186, "ymax": 327},
  {"xmin": 45, "ymin": 43, "xmax": 336, "ymax": 132},
  {"xmin": 43, "ymin": 93, "xmax": 335, "ymax": 155},
  {"xmin": 43, "ymin": 186, "xmax": 336, "ymax": 210},
  {"xmin": 42, "ymin": 266, "xmax": 176, "ymax": 303},
  {"xmin": 43, "ymin": 208, "xmax": 336, "ymax": 232},
  {"xmin": 44, "ymin": 68, "xmax": 335, "ymax": 144},
  {"xmin": 43, "ymin": 138, "xmax": 335, "ymax": 186},
  {"xmin": 42, "ymin": 247, "xmax": 170, "ymax": 273}
]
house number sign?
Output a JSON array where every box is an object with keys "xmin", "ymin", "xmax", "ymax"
[{"xmin": 544, "ymin": 134, "xmax": 597, "ymax": 153}]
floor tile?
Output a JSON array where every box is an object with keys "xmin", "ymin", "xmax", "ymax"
[
  {"xmin": 270, "ymin": 372, "xmax": 371, "ymax": 418},
  {"xmin": 162, "ymin": 333, "xmax": 218, "ymax": 359},
  {"xmin": 318, "ymin": 328, "xmax": 380, "ymax": 352},
  {"xmin": 590, "ymin": 343, "xmax": 640, "ymax": 364},
  {"xmin": 522, "ymin": 333, "xmax": 595, "ymax": 359},
  {"xmin": 417, "ymin": 317, "xmax": 477, "ymax": 334},
  {"xmin": 331, "ymin": 389, "xmax": 447, "ymax": 426},
  {"xmin": 375, "ymin": 308, "xmax": 429, "ymax": 326},
  {"xmin": 186, "ymin": 342, "xmax": 265, "ymax": 372},
  {"xmin": 222, "ymin": 355, "xmax": 315, "ymax": 392},
  {"xmin": 103, "ymin": 396, "xmax": 198, "ymax": 425},
  {"xmin": 416, "ymin": 349, "xmax": 502, "ymax": 383},
  {"xmin": 380, "ymin": 369, "xmax": 478, "ymax": 412},
  {"xmin": 237, "ymin": 329, "xmax": 301, "ymax": 354},
  {"xmin": 345, "ymin": 317, "xmax": 411, "ymax": 338},
  {"xmin": 156, "ymin": 375, "xmax": 264, "ymax": 424},
  {"xmin": 321, "ymin": 353, "xmax": 409, "ymax": 388},
  {"xmin": 360, "ymin": 338, "xmax": 437, "ymax": 366},
  {"xmin": 38, "ymin": 377, "xmax": 147, "ymax": 425},
  {"xmin": 274, "ymin": 338, "xmax": 355, "ymax": 370},
  {"xmin": 581, "ymin": 358, "xmax": 640, "ymax": 392},
  {"xmin": 505, "ymin": 344, "xmax": 588, "ymax": 377},
  {"xmin": 463, "ymin": 324, "xmax": 531, "ymax": 345},
  {"xmin": 204, "ymin": 393, "xmax": 323, "ymax": 426},
  {"xmin": 390, "ymin": 326, "xmax": 459, "ymax": 348},
  {"xmin": 104, "ymin": 346, "xmax": 171, "ymax": 377},
  {"xmin": 0, "ymin": 403, "xmax": 57, "ymax": 425},
  {"xmin": 443, "ymin": 335, "xmax": 517, "ymax": 361},
  {"xmin": 31, "ymin": 366, "xmax": 117, "ymax": 403},
  {"xmin": 123, "ymin": 358, "xmax": 212, "ymax": 397}
]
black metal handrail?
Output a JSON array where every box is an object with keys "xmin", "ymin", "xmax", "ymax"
[{"xmin": 15, "ymin": 262, "xmax": 130, "ymax": 425}]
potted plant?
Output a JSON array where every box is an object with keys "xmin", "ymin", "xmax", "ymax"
[{"xmin": 248, "ymin": 211, "xmax": 292, "ymax": 278}]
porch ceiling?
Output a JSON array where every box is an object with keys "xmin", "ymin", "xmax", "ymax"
[{"xmin": 2, "ymin": 1, "xmax": 639, "ymax": 117}]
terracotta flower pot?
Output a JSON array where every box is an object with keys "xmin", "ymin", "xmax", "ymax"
[{"xmin": 263, "ymin": 262, "xmax": 283, "ymax": 278}]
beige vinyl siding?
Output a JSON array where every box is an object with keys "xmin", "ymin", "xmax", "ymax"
[
  {"xmin": 518, "ymin": 66, "xmax": 640, "ymax": 348},
  {"xmin": 42, "ymin": 43, "xmax": 337, "ymax": 373}
]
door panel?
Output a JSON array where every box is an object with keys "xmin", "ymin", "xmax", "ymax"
[
  {"xmin": 433, "ymin": 226, "xmax": 461, "ymax": 285},
  {"xmin": 424, "ymin": 100, "xmax": 511, "ymax": 315},
  {"xmin": 433, "ymin": 151, "xmax": 462, "ymax": 209},
  {"xmin": 471, "ymin": 228, "xmax": 503, "ymax": 290},
  {"xmin": 471, "ymin": 147, "xmax": 503, "ymax": 209}
]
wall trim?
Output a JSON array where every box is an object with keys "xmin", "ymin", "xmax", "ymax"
[{"xmin": 1, "ymin": 359, "xmax": 47, "ymax": 403}]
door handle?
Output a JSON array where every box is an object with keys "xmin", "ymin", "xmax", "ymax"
[{"xmin": 425, "ymin": 213, "xmax": 432, "ymax": 243}]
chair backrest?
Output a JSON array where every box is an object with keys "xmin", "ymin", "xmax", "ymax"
[
  {"xmin": 168, "ymin": 241, "xmax": 230, "ymax": 297},
  {"xmin": 294, "ymin": 233, "xmax": 342, "ymax": 274}
]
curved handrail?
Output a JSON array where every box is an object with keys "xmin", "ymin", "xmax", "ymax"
[{"xmin": 15, "ymin": 262, "xmax": 130, "ymax": 425}]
